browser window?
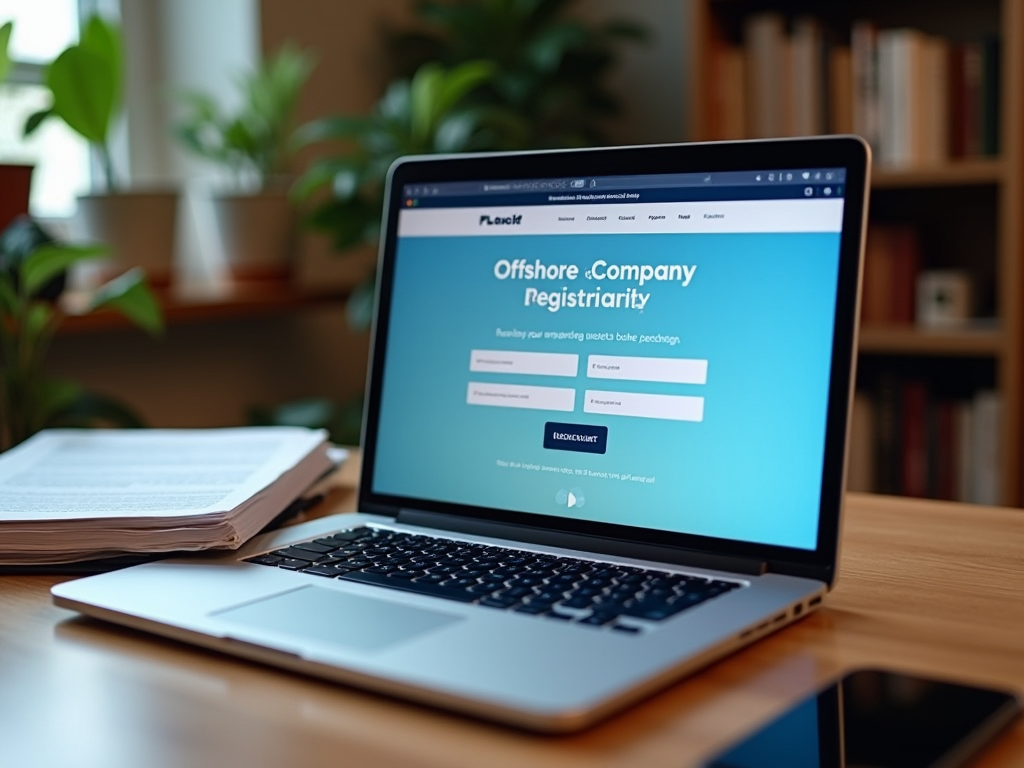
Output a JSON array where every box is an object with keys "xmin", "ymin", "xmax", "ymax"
[{"xmin": 372, "ymin": 169, "xmax": 847, "ymax": 551}]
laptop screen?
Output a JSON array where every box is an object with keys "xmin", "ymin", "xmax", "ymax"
[{"xmin": 370, "ymin": 162, "xmax": 849, "ymax": 552}]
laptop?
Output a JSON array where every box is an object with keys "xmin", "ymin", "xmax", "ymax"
[{"xmin": 53, "ymin": 137, "xmax": 871, "ymax": 732}]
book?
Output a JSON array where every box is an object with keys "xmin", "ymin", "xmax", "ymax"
[
  {"xmin": 0, "ymin": 427, "xmax": 336, "ymax": 565},
  {"xmin": 744, "ymin": 13, "xmax": 787, "ymax": 138},
  {"xmin": 860, "ymin": 223, "xmax": 920, "ymax": 325}
]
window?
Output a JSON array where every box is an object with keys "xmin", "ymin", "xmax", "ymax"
[{"xmin": 0, "ymin": 0, "xmax": 90, "ymax": 218}]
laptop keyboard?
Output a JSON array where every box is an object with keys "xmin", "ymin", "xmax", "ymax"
[{"xmin": 246, "ymin": 527, "xmax": 742, "ymax": 633}]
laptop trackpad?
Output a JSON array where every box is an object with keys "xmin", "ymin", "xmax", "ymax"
[{"xmin": 214, "ymin": 585, "xmax": 463, "ymax": 652}]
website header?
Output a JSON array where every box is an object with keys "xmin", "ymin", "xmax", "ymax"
[{"xmin": 398, "ymin": 199, "xmax": 844, "ymax": 237}]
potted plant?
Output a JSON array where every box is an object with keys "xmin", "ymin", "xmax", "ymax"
[
  {"xmin": 0, "ymin": 215, "xmax": 163, "ymax": 451},
  {"xmin": 23, "ymin": 14, "xmax": 179, "ymax": 289},
  {"xmin": 0, "ymin": 21, "xmax": 35, "ymax": 234},
  {"xmin": 387, "ymin": 0, "xmax": 647, "ymax": 149},
  {"xmin": 175, "ymin": 43, "xmax": 315, "ymax": 282},
  {"xmin": 293, "ymin": 59, "xmax": 507, "ymax": 325}
]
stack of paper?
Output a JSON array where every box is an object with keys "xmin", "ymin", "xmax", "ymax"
[{"xmin": 0, "ymin": 427, "xmax": 335, "ymax": 565}]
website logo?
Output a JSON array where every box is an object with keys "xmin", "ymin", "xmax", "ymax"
[{"xmin": 479, "ymin": 213, "xmax": 523, "ymax": 226}]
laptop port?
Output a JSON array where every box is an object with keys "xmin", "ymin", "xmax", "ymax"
[{"xmin": 809, "ymin": 595, "xmax": 822, "ymax": 608}]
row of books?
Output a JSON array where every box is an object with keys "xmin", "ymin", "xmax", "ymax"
[
  {"xmin": 709, "ymin": 14, "xmax": 1000, "ymax": 167},
  {"xmin": 848, "ymin": 382, "xmax": 1001, "ymax": 504}
]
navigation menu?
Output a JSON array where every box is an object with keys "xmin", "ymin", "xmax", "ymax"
[{"xmin": 398, "ymin": 199, "xmax": 843, "ymax": 237}]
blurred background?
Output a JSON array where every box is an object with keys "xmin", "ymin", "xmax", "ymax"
[{"xmin": 1, "ymin": 0, "xmax": 1018, "ymax": 507}]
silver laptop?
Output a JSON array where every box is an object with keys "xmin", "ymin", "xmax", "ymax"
[{"xmin": 53, "ymin": 137, "xmax": 870, "ymax": 732}]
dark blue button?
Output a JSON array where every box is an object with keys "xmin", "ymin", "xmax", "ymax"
[{"xmin": 543, "ymin": 422, "xmax": 608, "ymax": 454}]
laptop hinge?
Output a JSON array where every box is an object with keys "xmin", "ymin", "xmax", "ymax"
[{"xmin": 396, "ymin": 510, "xmax": 768, "ymax": 576}]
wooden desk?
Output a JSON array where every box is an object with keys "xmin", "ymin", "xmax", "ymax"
[{"xmin": 2, "ymin": 456, "xmax": 1023, "ymax": 767}]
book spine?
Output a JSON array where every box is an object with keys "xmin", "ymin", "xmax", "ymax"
[
  {"xmin": 714, "ymin": 45, "xmax": 747, "ymax": 140},
  {"xmin": 851, "ymin": 21, "xmax": 881, "ymax": 149},
  {"xmin": 792, "ymin": 17, "xmax": 824, "ymax": 135},
  {"xmin": 874, "ymin": 373, "xmax": 902, "ymax": 495},
  {"xmin": 981, "ymin": 36, "xmax": 1001, "ymax": 156},
  {"xmin": 829, "ymin": 45, "xmax": 854, "ymax": 134},
  {"xmin": 889, "ymin": 225, "xmax": 920, "ymax": 325},
  {"xmin": 972, "ymin": 390, "xmax": 1001, "ymax": 504},
  {"xmin": 901, "ymin": 379, "xmax": 929, "ymax": 497},
  {"xmin": 744, "ymin": 13, "xmax": 786, "ymax": 138},
  {"xmin": 963, "ymin": 42, "xmax": 984, "ymax": 157}
]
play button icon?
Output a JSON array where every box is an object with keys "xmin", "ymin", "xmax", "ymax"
[{"xmin": 555, "ymin": 487, "xmax": 586, "ymax": 509}]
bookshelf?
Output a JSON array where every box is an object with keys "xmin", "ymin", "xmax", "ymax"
[
  {"xmin": 58, "ymin": 283, "xmax": 350, "ymax": 334},
  {"xmin": 689, "ymin": 0, "xmax": 1024, "ymax": 505}
]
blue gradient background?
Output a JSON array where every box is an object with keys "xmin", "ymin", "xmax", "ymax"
[{"xmin": 373, "ymin": 232, "xmax": 841, "ymax": 550}]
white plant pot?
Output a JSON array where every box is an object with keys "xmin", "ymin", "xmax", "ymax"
[
  {"xmin": 75, "ymin": 191, "xmax": 179, "ymax": 288},
  {"xmin": 210, "ymin": 192, "xmax": 295, "ymax": 282}
]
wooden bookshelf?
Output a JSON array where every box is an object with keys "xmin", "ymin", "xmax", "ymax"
[
  {"xmin": 58, "ymin": 282, "xmax": 350, "ymax": 334},
  {"xmin": 872, "ymin": 159, "xmax": 1005, "ymax": 188},
  {"xmin": 858, "ymin": 326, "xmax": 1003, "ymax": 356},
  {"xmin": 690, "ymin": 0, "xmax": 1024, "ymax": 505}
]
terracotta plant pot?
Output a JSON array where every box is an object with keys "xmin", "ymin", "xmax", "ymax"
[
  {"xmin": 0, "ymin": 164, "xmax": 34, "ymax": 232},
  {"xmin": 210, "ymin": 191, "xmax": 295, "ymax": 282},
  {"xmin": 75, "ymin": 191, "xmax": 180, "ymax": 288}
]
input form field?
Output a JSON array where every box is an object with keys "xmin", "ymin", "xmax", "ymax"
[
  {"xmin": 470, "ymin": 350, "xmax": 580, "ymax": 377},
  {"xmin": 583, "ymin": 390, "xmax": 704, "ymax": 422},
  {"xmin": 467, "ymin": 382, "xmax": 576, "ymax": 412},
  {"xmin": 586, "ymin": 355, "xmax": 708, "ymax": 384}
]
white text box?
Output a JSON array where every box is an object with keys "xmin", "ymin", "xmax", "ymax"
[
  {"xmin": 586, "ymin": 354, "xmax": 708, "ymax": 384},
  {"xmin": 583, "ymin": 389, "xmax": 704, "ymax": 422},
  {"xmin": 467, "ymin": 382, "xmax": 576, "ymax": 412},
  {"xmin": 470, "ymin": 349, "xmax": 579, "ymax": 377}
]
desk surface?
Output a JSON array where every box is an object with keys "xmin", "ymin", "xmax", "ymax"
[{"xmin": 3, "ymin": 454, "xmax": 1023, "ymax": 768}]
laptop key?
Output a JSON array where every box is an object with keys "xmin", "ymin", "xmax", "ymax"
[
  {"xmin": 478, "ymin": 596, "xmax": 518, "ymax": 609},
  {"xmin": 272, "ymin": 547, "xmax": 320, "ymax": 562},
  {"xmin": 291, "ymin": 541, "xmax": 335, "ymax": 554},
  {"xmin": 276, "ymin": 558, "xmax": 314, "ymax": 570},
  {"xmin": 245, "ymin": 554, "xmax": 283, "ymax": 566},
  {"xmin": 513, "ymin": 603, "xmax": 549, "ymax": 615},
  {"xmin": 414, "ymin": 574, "xmax": 447, "ymax": 584},
  {"xmin": 544, "ymin": 611, "xmax": 573, "ymax": 621},
  {"xmin": 339, "ymin": 570, "xmax": 477, "ymax": 603},
  {"xmin": 363, "ymin": 564, "xmax": 401, "ymax": 574},
  {"xmin": 302, "ymin": 564, "xmax": 350, "ymax": 577},
  {"xmin": 324, "ymin": 530, "xmax": 371, "ymax": 544}
]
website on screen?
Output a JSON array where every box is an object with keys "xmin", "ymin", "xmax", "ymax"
[{"xmin": 372, "ymin": 174, "xmax": 846, "ymax": 551}]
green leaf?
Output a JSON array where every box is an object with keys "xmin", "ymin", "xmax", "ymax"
[
  {"xmin": 0, "ymin": 21, "xmax": 13, "ymax": 84},
  {"xmin": 433, "ymin": 60, "xmax": 495, "ymax": 121},
  {"xmin": 88, "ymin": 268, "xmax": 164, "ymax": 335},
  {"xmin": 79, "ymin": 15, "xmax": 123, "ymax": 114},
  {"xmin": 378, "ymin": 80, "xmax": 412, "ymax": 123},
  {"xmin": 0, "ymin": 273, "xmax": 16, "ymax": 314},
  {"xmin": 291, "ymin": 115, "xmax": 370, "ymax": 147},
  {"xmin": 23, "ymin": 107, "xmax": 54, "ymax": 138},
  {"xmin": 24, "ymin": 303, "xmax": 52, "ymax": 348},
  {"xmin": 525, "ymin": 22, "xmax": 588, "ymax": 73},
  {"xmin": 21, "ymin": 244, "xmax": 108, "ymax": 297},
  {"xmin": 47, "ymin": 46, "xmax": 117, "ymax": 144},
  {"xmin": 291, "ymin": 158, "xmax": 364, "ymax": 202},
  {"xmin": 409, "ymin": 62, "xmax": 443, "ymax": 143}
]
